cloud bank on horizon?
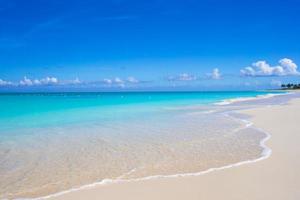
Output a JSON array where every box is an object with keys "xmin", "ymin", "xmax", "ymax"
[
  {"xmin": 19, "ymin": 76, "xmax": 59, "ymax": 86},
  {"xmin": 0, "ymin": 58, "xmax": 298, "ymax": 89}
]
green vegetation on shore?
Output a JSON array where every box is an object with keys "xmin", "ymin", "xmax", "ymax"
[{"xmin": 281, "ymin": 83, "xmax": 300, "ymax": 90}]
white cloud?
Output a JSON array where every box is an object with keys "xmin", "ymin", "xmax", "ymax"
[
  {"xmin": 19, "ymin": 76, "xmax": 59, "ymax": 86},
  {"xmin": 1, "ymin": 77, "xmax": 85, "ymax": 87},
  {"xmin": 0, "ymin": 79, "xmax": 13, "ymax": 86},
  {"xmin": 102, "ymin": 77, "xmax": 140, "ymax": 87},
  {"xmin": 103, "ymin": 77, "xmax": 124, "ymax": 84},
  {"xmin": 168, "ymin": 73, "xmax": 197, "ymax": 81},
  {"xmin": 103, "ymin": 77, "xmax": 127, "ymax": 87},
  {"xmin": 279, "ymin": 58, "xmax": 298, "ymax": 75},
  {"xmin": 241, "ymin": 58, "xmax": 299, "ymax": 76},
  {"xmin": 113, "ymin": 77, "xmax": 126, "ymax": 88},
  {"xmin": 127, "ymin": 76, "xmax": 139, "ymax": 83},
  {"xmin": 103, "ymin": 78, "xmax": 112, "ymax": 84},
  {"xmin": 33, "ymin": 79, "xmax": 41, "ymax": 85},
  {"xmin": 114, "ymin": 77, "xmax": 124, "ymax": 84},
  {"xmin": 40, "ymin": 77, "xmax": 58, "ymax": 85},
  {"xmin": 207, "ymin": 68, "xmax": 221, "ymax": 79},
  {"xmin": 19, "ymin": 76, "xmax": 33, "ymax": 86}
]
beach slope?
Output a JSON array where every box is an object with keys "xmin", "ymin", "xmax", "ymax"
[{"xmin": 50, "ymin": 98, "xmax": 300, "ymax": 200}]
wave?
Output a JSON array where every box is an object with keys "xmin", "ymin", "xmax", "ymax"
[{"xmin": 214, "ymin": 92, "xmax": 289, "ymax": 106}]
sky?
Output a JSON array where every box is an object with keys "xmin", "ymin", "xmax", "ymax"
[{"xmin": 0, "ymin": 0, "xmax": 300, "ymax": 91}]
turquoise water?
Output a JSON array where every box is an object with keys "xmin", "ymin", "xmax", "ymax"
[
  {"xmin": 0, "ymin": 91, "xmax": 277, "ymax": 132},
  {"xmin": 0, "ymin": 91, "xmax": 284, "ymax": 199}
]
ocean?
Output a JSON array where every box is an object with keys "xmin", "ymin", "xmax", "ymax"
[{"xmin": 0, "ymin": 91, "xmax": 288, "ymax": 199}]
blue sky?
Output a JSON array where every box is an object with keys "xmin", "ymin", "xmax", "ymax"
[{"xmin": 0, "ymin": 0, "xmax": 300, "ymax": 91}]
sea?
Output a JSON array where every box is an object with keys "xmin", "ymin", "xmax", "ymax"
[{"xmin": 0, "ymin": 91, "xmax": 293, "ymax": 199}]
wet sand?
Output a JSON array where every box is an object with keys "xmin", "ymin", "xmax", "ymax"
[{"xmin": 49, "ymin": 96, "xmax": 300, "ymax": 200}]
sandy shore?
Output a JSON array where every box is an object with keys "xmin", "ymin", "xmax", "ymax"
[{"xmin": 49, "ymin": 97, "xmax": 300, "ymax": 200}]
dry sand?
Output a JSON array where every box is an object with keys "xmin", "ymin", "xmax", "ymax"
[{"xmin": 49, "ymin": 97, "xmax": 300, "ymax": 200}]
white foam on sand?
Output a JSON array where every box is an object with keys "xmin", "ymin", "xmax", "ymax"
[{"xmin": 214, "ymin": 92, "xmax": 289, "ymax": 106}]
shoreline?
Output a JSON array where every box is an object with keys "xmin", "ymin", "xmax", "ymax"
[
  {"xmin": 17, "ymin": 92, "xmax": 276, "ymax": 200},
  {"xmin": 0, "ymin": 91, "xmax": 283, "ymax": 199},
  {"xmin": 46, "ymin": 92, "xmax": 300, "ymax": 200},
  {"xmin": 214, "ymin": 91, "xmax": 289, "ymax": 105},
  {"xmin": 32, "ymin": 127, "xmax": 271, "ymax": 200},
  {"xmin": 25, "ymin": 92, "xmax": 285, "ymax": 200}
]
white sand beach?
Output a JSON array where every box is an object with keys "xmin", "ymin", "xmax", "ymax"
[{"xmin": 49, "ymin": 95, "xmax": 300, "ymax": 200}]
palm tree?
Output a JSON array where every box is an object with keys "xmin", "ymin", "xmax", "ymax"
[{"xmin": 280, "ymin": 83, "xmax": 300, "ymax": 89}]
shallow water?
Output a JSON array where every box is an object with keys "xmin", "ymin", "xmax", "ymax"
[{"xmin": 0, "ymin": 91, "xmax": 290, "ymax": 199}]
